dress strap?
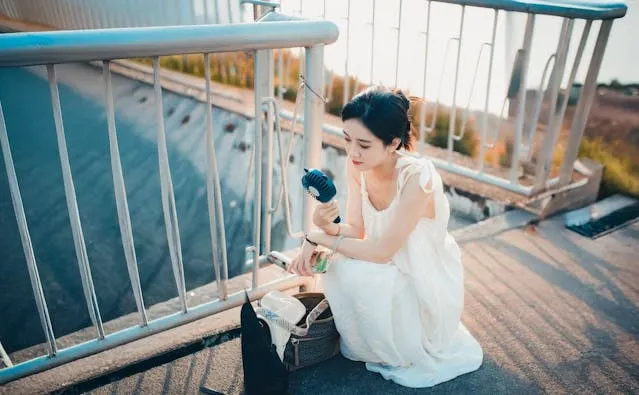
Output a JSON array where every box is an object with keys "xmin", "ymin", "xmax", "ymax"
[{"xmin": 395, "ymin": 154, "xmax": 447, "ymax": 202}]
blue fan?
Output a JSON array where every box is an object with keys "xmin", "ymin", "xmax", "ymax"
[{"xmin": 302, "ymin": 168, "xmax": 341, "ymax": 224}]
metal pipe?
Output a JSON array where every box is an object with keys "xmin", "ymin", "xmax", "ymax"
[
  {"xmin": 152, "ymin": 58, "xmax": 188, "ymax": 314},
  {"xmin": 0, "ymin": 274, "xmax": 311, "ymax": 385},
  {"xmin": 47, "ymin": 64, "xmax": 106, "ymax": 339},
  {"xmin": 0, "ymin": 341, "xmax": 12, "ymax": 368},
  {"xmin": 456, "ymin": 42, "xmax": 490, "ymax": 143},
  {"xmin": 419, "ymin": 0, "xmax": 432, "ymax": 153},
  {"xmin": 102, "ymin": 61, "xmax": 148, "ymax": 326},
  {"xmin": 303, "ymin": 45, "xmax": 325, "ymax": 232},
  {"xmin": 369, "ymin": 0, "xmax": 376, "ymax": 85},
  {"xmin": 277, "ymin": 49, "xmax": 284, "ymax": 102},
  {"xmin": 241, "ymin": 0, "xmax": 280, "ymax": 8},
  {"xmin": 523, "ymin": 52, "xmax": 556, "ymax": 159},
  {"xmin": 227, "ymin": 0, "xmax": 234, "ymax": 23},
  {"xmin": 0, "ymin": 102, "xmax": 57, "ymax": 358},
  {"xmin": 265, "ymin": 97, "xmax": 305, "ymax": 239},
  {"xmin": 422, "ymin": 37, "xmax": 457, "ymax": 142},
  {"xmin": 262, "ymin": 50, "xmax": 275, "ymax": 255},
  {"xmin": 559, "ymin": 20, "xmax": 613, "ymax": 185},
  {"xmin": 478, "ymin": 9, "xmax": 498, "ymax": 173},
  {"xmin": 0, "ymin": 20, "xmax": 339, "ymax": 67},
  {"xmin": 534, "ymin": 19, "xmax": 585, "ymax": 191},
  {"xmin": 253, "ymin": 49, "xmax": 267, "ymax": 287},
  {"xmin": 394, "ymin": 0, "xmax": 403, "ymax": 88},
  {"xmin": 509, "ymin": 13, "xmax": 535, "ymax": 183},
  {"xmin": 203, "ymin": 0, "xmax": 210, "ymax": 24},
  {"xmin": 203, "ymin": 53, "xmax": 229, "ymax": 299},
  {"xmin": 430, "ymin": 157, "xmax": 532, "ymax": 195},
  {"xmin": 446, "ymin": 5, "xmax": 465, "ymax": 163},
  {"xmin": 342, "ymin": 0, "xmax": 352, "ymax": 106}
]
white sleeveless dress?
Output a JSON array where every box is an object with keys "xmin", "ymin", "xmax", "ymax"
[{"xmin": 322, "ymin": 154, "xmax": 483, "ymax": 388}]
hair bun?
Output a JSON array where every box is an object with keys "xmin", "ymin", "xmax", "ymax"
[{"xmin": 392, "ymin": 89, "xmax": 410, "ymax": 112}]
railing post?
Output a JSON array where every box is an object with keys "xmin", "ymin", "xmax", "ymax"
[
  {"xmin": 1, "ymin": 102, "xmax": 57, "ymax": 357},
  {"xmin": 559, "ymin": 20, "xmax": 613, "ymax": 186},
  {"xmin": 509, "ymin": 13, "xmax": 535, "ymax": 183},
  {"xmin": 303, "ymin": 44, "xmax": 325, "ymax": 232},
  {"xmin": 532, "ymin": 18, "xmax": 574, "ymax": 192},
  {"xmin": 342, "ymin": 0, "xmax": 352, "ymax": 106},
  {"xmin": 261, "ymin": 50, "xmax": 275, "ymax": 254},
  {"xmin": 252, "ymin": 48, "xmax": 270, "ymax": 287},
  {"xmin": 0, "ymin": 341, "xmax": 12, "ymax": 367}
]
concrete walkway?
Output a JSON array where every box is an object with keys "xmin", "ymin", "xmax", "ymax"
[{"xmin": 64, "ymin": 217, "xmax": 639, "ymax": 395}]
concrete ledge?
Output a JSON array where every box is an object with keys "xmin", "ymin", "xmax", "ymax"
[{"xmin": 452, "ymin": 209, "xmax": 538, "ymax": 244}]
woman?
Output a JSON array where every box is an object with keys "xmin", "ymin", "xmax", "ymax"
[{"xmin": 289, "ymin": 86, "xmax": 483, "ymax": 388}]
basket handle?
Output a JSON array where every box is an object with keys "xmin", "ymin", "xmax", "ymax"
[{"xmin": 256, "ymin": 298, "xmax": 330, "ymax": 337}]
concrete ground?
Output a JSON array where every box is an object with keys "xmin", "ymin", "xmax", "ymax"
[{"xmin": 56, "ymin": 217, "xmax": 639, "ymax": 395}]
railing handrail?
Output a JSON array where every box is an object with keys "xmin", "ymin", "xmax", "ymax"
[
  {"xmin": 432, "ymin": 0, "xmax": 626, "ymax": 20},
  {"xmin": 0, "ymin": 20, "xmax": 339, "ymax": 67}
]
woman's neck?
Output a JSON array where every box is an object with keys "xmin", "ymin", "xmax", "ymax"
[{"xmin": 369, "ymin": 154, "xmax": 398, "ymax": 183}]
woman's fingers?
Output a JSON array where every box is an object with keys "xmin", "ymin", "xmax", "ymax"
[
  {"xmin": 301, "ymin": 251, "xmax": 314, "ymax": 276},
  {"xmin": 327, "ymin": 207, "xmax": 339, "ymax": 219},
  {"xmin": 319, "ymin": 202, "xmax": 339, "ymax": 221},
  {"xmin": 287, "ymin": 256, "xmax": 298, "ymax": 274},
  {"xmin": 288, "ymin": 247, "xmax": 318, "ymax": 277}
]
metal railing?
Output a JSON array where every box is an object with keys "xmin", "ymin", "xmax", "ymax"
[
  {"xmin": 276, "ymin": 0, "xmax": 627, "ymax": 196},
  {"xmin": 0, "ymin": 17, "xmax": 337, "ymax": 384}
]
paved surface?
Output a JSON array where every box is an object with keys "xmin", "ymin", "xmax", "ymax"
[{"xmin": 74, "ymin": 218, "xmax": 639, "ymax": 394}]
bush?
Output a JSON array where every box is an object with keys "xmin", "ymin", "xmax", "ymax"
[
  {"xmin": 578, "ymin": 137, "xmax": 639, "ymax": 198},
  {"xmin": 499, "ymin": 137, "xmax": 513, "ymax": 168},
  {"xmin": 411, "ymin": 108, "xmax": 479, "ymax": 157}
]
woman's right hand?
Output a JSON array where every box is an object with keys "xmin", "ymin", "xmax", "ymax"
[{"xmin": 312, "ymin": 200, "xmax": 340, "ymax": 228}]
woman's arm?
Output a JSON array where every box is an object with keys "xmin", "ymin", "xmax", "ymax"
[
  {"xmin": 317, "ymin": 161, "xmax": 365, "ymax": 239},
  {"xmin": 308, "ymin": 174, "xmax": 433, "ymax": 263}
]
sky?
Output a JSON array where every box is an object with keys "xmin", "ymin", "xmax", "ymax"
[{"xmin": 271, "ymin": 0, "xmax": 638, "ymax": 115}]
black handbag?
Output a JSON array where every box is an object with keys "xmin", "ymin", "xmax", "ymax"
[
  {"xmin": 257, "ymin": 292, "xmax": 340, "ymax": 372},
  {"xmin": 240, "ymin": 291, "xmax": 288, "ymax": 395}
]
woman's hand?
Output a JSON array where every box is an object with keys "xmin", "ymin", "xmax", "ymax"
[
  {"xmin": 288, "ymin": 240, "xmax": 318, "ymax": 277},
  {"xmin": 312, "ymin": 200, "xmax": 340, "ymax": 228}
]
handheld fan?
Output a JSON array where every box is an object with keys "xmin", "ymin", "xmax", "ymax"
[{"xmin": 301, "ymin": 168, "xmax": 341, "ymax": 224}]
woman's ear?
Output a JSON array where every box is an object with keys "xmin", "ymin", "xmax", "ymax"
[{"xmin": 392, "ymin": 137, "xmax": 402, "ymax": 151}]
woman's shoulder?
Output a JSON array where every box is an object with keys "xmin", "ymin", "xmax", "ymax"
[{"xmin": 396, "ymin": 151, "xmax": 438, "ymax": 191}]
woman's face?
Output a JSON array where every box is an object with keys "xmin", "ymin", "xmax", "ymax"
[{"xmin": 342, "ymin": 119, "xmax": 396, "ymax": 171}]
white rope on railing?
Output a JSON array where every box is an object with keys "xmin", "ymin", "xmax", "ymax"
[
  {"xmin": 0, "ymin": 102, "xmax": 58, "ymax": 357},
  {"xmin": 102, "ymin": 60, "xmax": 148, "ymax": 326},
  {"xmin": 204, "ymin": 52, "xmax": 229, "ymax": 300},
  {"xmin": 47, "ymin": 64, "xmax": 105, "ymax": 339},
  {"xmin": 152, "ymin": 57, "xmax": 188, "ymax": 313}
]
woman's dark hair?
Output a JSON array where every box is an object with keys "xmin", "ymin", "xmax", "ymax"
[{"xmin": 341, "ymin": 86, "xmax": 414, "ymax": 151}]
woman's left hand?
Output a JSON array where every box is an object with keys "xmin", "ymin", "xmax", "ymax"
[{"xmin": 288, "ymin": 240, "xmax": 318, "ymax": 276}]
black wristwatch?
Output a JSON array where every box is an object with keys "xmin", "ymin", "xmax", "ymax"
[{"xmin": 304, "ymin": 234, "xmax": 318, "ymax": 246}]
